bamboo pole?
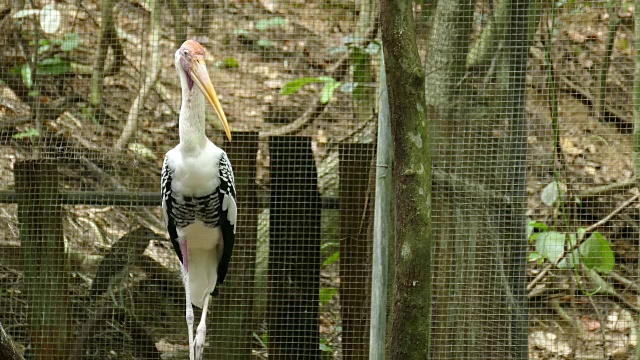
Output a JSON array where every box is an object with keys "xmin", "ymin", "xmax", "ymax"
[{"xmin": 369, "ymin": 54, "xmax": 392, "ymax": 360}]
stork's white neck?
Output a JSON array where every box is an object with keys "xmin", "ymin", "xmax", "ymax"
[{"xmin": 179, "ymin": 85, "xmax": 209, "ymax": 153}]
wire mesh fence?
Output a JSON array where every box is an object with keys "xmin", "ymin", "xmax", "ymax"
[{"xmin": 0, "ymin": 0, "xmax": 638, "ymax": 359}]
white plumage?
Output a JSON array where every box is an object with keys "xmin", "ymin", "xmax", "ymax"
[{"xmin": 161, "ymin": 40, "xmax": 236, "ymax": 360}]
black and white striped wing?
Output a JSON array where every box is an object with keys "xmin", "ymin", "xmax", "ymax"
[
  {"xmin": 161, "ymin": 156, "xmax": 183, "ymax": 263},
  {"xmin": 216, "ymin": 152, "xmax": 237, "ymax": 286}
]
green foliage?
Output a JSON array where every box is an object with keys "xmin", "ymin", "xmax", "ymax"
[
  {"xmin": 12, "ymin": 128, "xmax": 40, "ymax": 139},
  {"xmin": 37, "ymin": 56, "xmax": 71, "ymax": 75},
  {"xmin": 575, "ymin": 231, "xmax": 614, "ymax": 274},
  {"xmin": 529, "ymin": 225, "xmax": 615, "ymax": 274},
  {"xmin": 12, "ymin": 32, "xmax": 82, "ymax": 89},
  {"xmin": 281, "ymin": 76, "xmax": 335, "ymax": 95},
  {"xmin": 214, "ymin": 57, "xmax": 239, "ymax": 69},
  {"xmin": 252, "ymin": 332, "xmax": 268, "ymax": 349},
  {"xmin": 20, "ymin": 64, "xmax": 32, "ymax": 88},
  {"xmin": 320, "ymin": 80, "xmax": 341, "ymax": 104},
  {"xmin": 319, "ymin": 287, "xmax": 337, "ymax": 306},
  {"xmin": 322, "ymin": 251, "xmax": 339, "ymax": 267},
  {"xmin": 256, "ymin": 17, "xmax": 286, "ymax": 31},
  {"xmin": 12, "ymin": 4, "xmax": 82, "ymax": 88},
  {"xmin": 541, "ymin": 180, "xmax": 563, "ymax": 206},
  {"xmin": 60, "ymin": 33, "xmax": 82, "ymax": 51},
  {"xmin": 320, "ymin": 339, "xmax": 333, "ymax": 355},
  {"xmin": 281, "ymin": 77, "xmax": 341, "ymax": 105}
]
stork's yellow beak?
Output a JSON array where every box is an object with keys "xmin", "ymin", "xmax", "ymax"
[{"xmin": 190, "ymin": 60, "xmax": 232, "ymax": 142}]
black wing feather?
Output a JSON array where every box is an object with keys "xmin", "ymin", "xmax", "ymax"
[
  {"xmin": 161, "ymin": 157, "xmax": 183, "ymax": 264},
  {"xmin": 215, "ymin": 152, "xmax": 236, "ymax": 289}
]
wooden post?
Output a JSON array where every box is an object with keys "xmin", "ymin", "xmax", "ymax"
[
  {"xmin": 268, "ymin": 136, "xmax": 321, "ymax": 359},
  {"xmin": 15, "ymin": 160, "xmax": 69, "ymax": 360},
  {"xmin": 339, "ymin": 143, "xmax": 375, "ymax": 359},
  {"xmin": 209, "ymin": 132, "xmax": 259, "ymax": 359}
]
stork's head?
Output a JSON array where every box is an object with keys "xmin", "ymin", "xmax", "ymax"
[{"xmin": 175, "ymin": 40, "xmax": 232, "ymax": 142}]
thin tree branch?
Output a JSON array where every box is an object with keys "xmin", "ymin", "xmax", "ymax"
[{"xmin": 114, "ymin": 0, "xmax": 161, "ymax": 149}]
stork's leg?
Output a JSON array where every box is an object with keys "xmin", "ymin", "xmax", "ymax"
[
  {"xmin": 182, "ymin": 267, "xmax": 195, "ymax": 360},
  {"xmin": 194, "ymin": 293, "xmax": 211, "ymax": 360}
]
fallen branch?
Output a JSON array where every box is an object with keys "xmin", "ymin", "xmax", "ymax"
[
  {"xmin": 114, "ymin": 0, "xmax": 161, "ymax": 149},
  {"xmin": 583, "ymin": 267, "xmax": 640, "ymax": 313},
  {"xmin": 576, "ymin": 178, "xmax": 637, "ymax": 200},
  {"xmin": 0, "ymin": 322, "xmax": 23, "ymax": 360},
  {"xmin": 610, "ymin": 270, "xmax": 640, "ymax": 294},
  {"xmin": 528, "ymin": 192, "xmax": 640, "ymax": 291}
]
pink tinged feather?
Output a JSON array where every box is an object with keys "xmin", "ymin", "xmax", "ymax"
[{"xmin": 180, "ymin": 239, "xmax": 188, "ymax": 270}]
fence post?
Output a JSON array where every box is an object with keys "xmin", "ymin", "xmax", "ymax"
[
  {"xmin": 209, "ymin": 132, "xmax": 259, "ymax": 359},
  {"xmin": 370, "ymin": 53, "xmax": 392, "ymax": 360},
  {"xmin": 268, "ymin": 136, "xmax": 321, "ymax": 359},
  {"xmin": 15, "ymin": 160, "xmax": 69, "ymax": 360},
  {"xmin": 339, "ymin": 143, "xmax": 375, "ymax": 359}
]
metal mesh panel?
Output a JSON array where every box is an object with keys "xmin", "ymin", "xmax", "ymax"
[
  {"xmin": 1, "ymin": 0, "xmax": 377, "ymax": 359},
  {"xmin": 1, "ymin": 0, "xmax": 639, "ymax": 359},
  {"xmin": 414, "ymin": 0, "xmax": 639, "ymax": 359}
]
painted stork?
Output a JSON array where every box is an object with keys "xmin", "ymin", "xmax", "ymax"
[{"xmin": 161, "ymin": 40, "xmax": 237, "ymax": 360}]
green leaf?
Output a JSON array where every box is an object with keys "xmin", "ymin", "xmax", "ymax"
[
  {"xmin": 528, "ymin": 251, "xmax": 545, "ymax": 265},
  {"xmin": 256, "ymin": 39, "xmax": 273, "ymax": 48},
  {"xmin": 564, "ymin": 233, "xmax": 578, "ymax": 268},
  {"xmin": 535, "ymin": 231, "xmax": 567, "ymax": 265},
  {"xmin": 12, "ymin": 127, "xmax": 40, "ymax": 139},
  {"xmin": 319, "ymin": 340, "xmax": 333, "ymax": 352},
  {"xmin": 320, "ymin": 241, "xmax": 338, "ymax": 250},
  {"xmin": 21, "ymin": 64, "xmax": 32, "ymax": 88},
  {"xmin": 350, "ymin": 47, "xmax": 370, "ymax": 99},
  {"xmin": 342, "ymin": 35, "xmax": 365, "ymax": 45},
  {"xmin": 327, "ymin": 45, "xmax": 348, "ymax": 54},
  {"xmin": 527, "ymin": 221, "xmax": 549, "ymax": 241},
  {"xmin": 214, "ymin": 57, "xmax": 239, "ymax": 69},
  {"xmin": 37, "ymin": 56, "xmax": 70, "ymax": 75},
  {"xmin": 280, "ymin": 77, "xmax": 334, "ymax": 95},
  {"xmin": 233, "ymin": 29, "xmax": 250, "ymax": 36},
  {"xmin": 320, "ymin": 80, "xmax": 340, "ymax": 104},
  {"xmin": 580, "ymin": 231, "xmax": 615, "ymax": 274},
  {"xmin": 541, "ymin": 181, "xmax": 562, "ymax": 206},
  {"xmin": 364, "ymin": 41, "xmax": 381, "ymax": 55},
  {"xmin": 256, "ymin": 16, "xmax": 286, "ymax": 31},
  {"xmin": 322, "ymin": 251, "xmax": 339, "ymax": 267},
  {"xmin": 129, "ymin": 143, "xmax": 157, "ymax": 159},
  {"xmin": 38, "ymin": 44, "xmax": 51, "ymax": 54},
  {"xmin": 319, "ymin": 287, "xmax": 337, "ymax": 306},
  {"xmin": 40, "ymin": 3, "xmax": 61, "ymax": 34},
  {"xmin": 61, "ymin": 33, "xmax": 81, "ymax": 51},
  {"xmin": 252, "ymin": 332, "xmax": 268, "ymax": 349}
]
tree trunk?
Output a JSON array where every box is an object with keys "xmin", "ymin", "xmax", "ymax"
[
  {"xmin": 425, "ymin": 0, "xmax": 531, "ymax": 358},
  {"xmin": 380, "ymin": 0, "xmax": 433, "ymax": 358}
]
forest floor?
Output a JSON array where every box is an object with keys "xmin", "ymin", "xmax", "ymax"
[{"xmin": 0, "ymin": 0, "xmax": 639, "ymax": 359}]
